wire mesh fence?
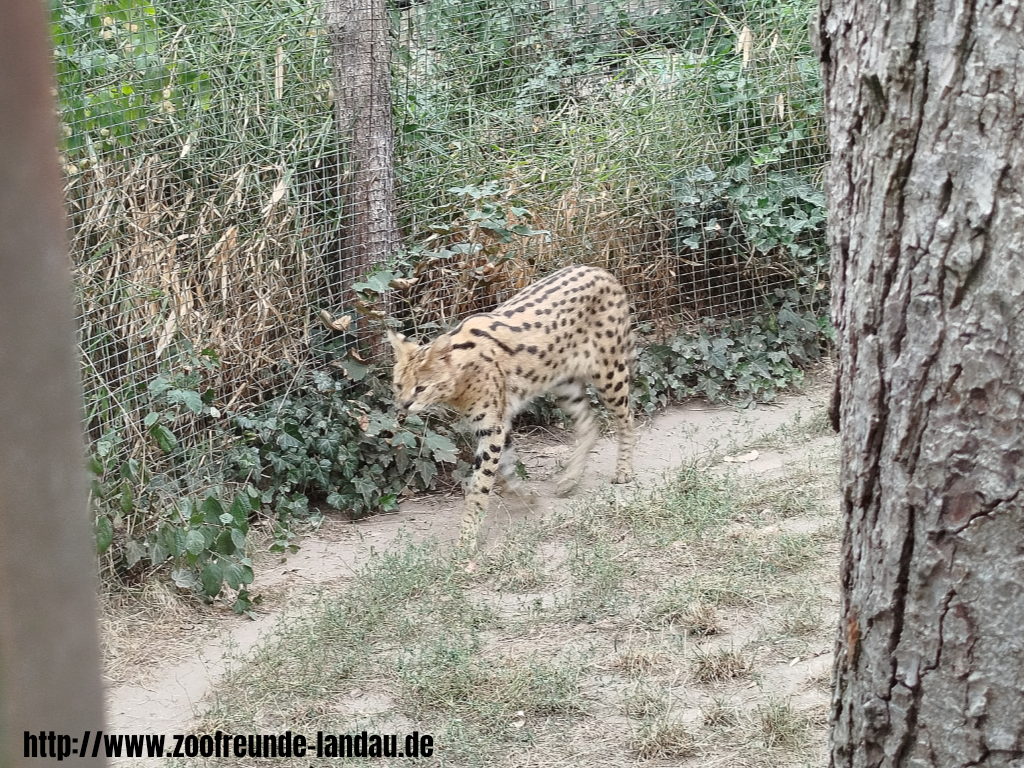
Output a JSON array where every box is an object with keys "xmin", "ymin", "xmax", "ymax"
[{"xmin": 54, "ymin": 0, "xmax": 827, "ymax": 460}]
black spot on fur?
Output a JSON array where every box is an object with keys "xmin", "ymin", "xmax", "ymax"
[
  {"xmin": 490, "ymin": 320, "xmax": 524, "ymax": 333},
  {"xmin": 470, "ymin": 328, "xmax": 516, "ymax": 355}
]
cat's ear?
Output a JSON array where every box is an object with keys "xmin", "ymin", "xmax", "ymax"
[
  {"xmin": 431, "ymin": 334, "xmax": 453, "ymax": 361},
  {"xmin": 387, "ymin": 330, "xmax": 416, "ymax": 362}
]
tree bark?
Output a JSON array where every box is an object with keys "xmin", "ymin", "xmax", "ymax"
[
  {"xmin": 817, "ymin": 0, "xmax": 1024, "ymax": 764},
  {"xmin": 0, "ymin": 0, "xmax": 107, "ymax": 762},
  {"xmin": 324, "ymin": 0, "xmax": 399, "ymax": 351}
]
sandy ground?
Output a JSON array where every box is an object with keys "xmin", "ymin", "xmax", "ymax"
[{"xmin": 104, "ymin": 388, "xmax": 832, "ymax": 762}]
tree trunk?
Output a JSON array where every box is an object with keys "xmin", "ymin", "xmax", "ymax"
[
  {"xmin": 817, "ymin": 0, "xmax": 1024, "ymax": 764},
  {"xmin": 0, "ymin": 0, "xmax": 107, "ymax": 760},
  {"xmin": 324, "ymin": 0, "xmax": 399, "ymax": 352}
]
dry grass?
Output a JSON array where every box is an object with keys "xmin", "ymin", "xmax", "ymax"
[
  {"xmin": 116, "ymin": 407, "xmax": 839, "ymax": 767},
  {"xmin": 99, "ymin": 579, "xmax": 215, "ymax": 686},
  {"xmin": 701, "ymin": 696, "xmax": 741, "ymax": 728},
  {"xmin": 758, "ymin": 697, "xmax": 812, "ymax": 749},
  {"xmin": 397, "ymin": 172, "xmax": 807, "ymax": 340},
  {"xmin": 70, "ymin": 155, "xmax": 319, "ymax": 445},
  {"xmin": 630, "ymin": 717, "xmax": 696, "ymax": 759},
  {"xmin": 612, "ymin": 647, "xmax": 675, "ymax": 678},
  {"xmin": 690, "ymin": 645, "xmax": 753, "ymax": 684}
]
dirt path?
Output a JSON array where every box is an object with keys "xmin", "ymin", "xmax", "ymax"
[{"xmin": 104, "ymin": 390, "xmax": 829, "ymax": 758}]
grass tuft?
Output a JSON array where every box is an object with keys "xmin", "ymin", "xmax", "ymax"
[
  {"xmin": 690, "ymin": 645, "xmax": 753, "ymax": 684},
  {"xmin": 701, "ymin": 696, "xmax": 741, "ymax": 729},
  {"xmin": 631, "ymin": 717, "xmax": 696, "ymax": 759},
  {"xmin": 758, "ymin": 697, "xmax": 812, "ymax": 749}
]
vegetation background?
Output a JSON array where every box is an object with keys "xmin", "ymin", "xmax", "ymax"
[{"xmin": 50, "ymin": 0, "xmax": 830, "ymax": 603}]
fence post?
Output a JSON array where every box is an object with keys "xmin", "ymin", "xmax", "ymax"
[{"xmin": 0, "ymin": 0, "xmax": 108, "ymax": 764}]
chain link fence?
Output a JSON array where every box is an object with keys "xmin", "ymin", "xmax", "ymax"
[{"xmin": 54, "ymin": 0, "xmax": 826, "ymax": 463}]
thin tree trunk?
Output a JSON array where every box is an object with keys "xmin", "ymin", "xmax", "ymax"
[
  {"xmin": 0, "ymin": 0, "xmax": 107, "ymax": 761},
  {"xmin": 817, "ymin": 0, "xmax": 1024, "ymax": 764},
  {"xmin": 324, "ymin": 0, "xmax": 399, "ymax": 353}
]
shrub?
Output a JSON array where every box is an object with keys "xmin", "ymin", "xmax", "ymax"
[{"xmin": 226, "ymin": 368, "xmax": 466, "ymax": 521}]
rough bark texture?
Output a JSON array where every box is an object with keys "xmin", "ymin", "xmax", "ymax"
[
  {"xmin": 325, "ymin": 0, "xmax": 399, "ymax": 350},
  {"xmin": 817, "ymin": 0, "xmax": 1024, "ymax": 765},
  {"xmin": 0, "ymin": 0, "xmax": 107, "ymax": 762}
]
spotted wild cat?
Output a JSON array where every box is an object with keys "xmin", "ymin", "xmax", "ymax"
[{"xmin": 388, "ymin": 264, "xmax": 635, "ymax": 562}]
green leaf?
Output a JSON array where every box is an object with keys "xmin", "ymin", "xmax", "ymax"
[
  {"xmin": 171, "ymin": 567, "xmax": 200, "ymax": 591},
  {"xmin": 366, "ymin": 412, "xmax": 395, "ymax": 437},
  {"xmin": 149, "ymin": 536, "xmax": 169, "ymax": 566},
  {"xmin": 215, "ymin": 529, "xmax": 235, "ymax": 555},
  {"xmin": 158, "ymin": 522, "xmax": 184, "ymax": 558},
  {"xmin": 231, "ymin": 589, "xmax": 255, "ymax": 615},
  {"xmin": 184, "ymin": 528, "xmax": 206, "ymax": 556},
  {"xmin": 148, "ymin": 376, "xmax": 171, "ymax": 397},
  {"xmin": 149, "ymin": 423, "xmax": 177, "ymax": 453},
  {"xmin": 118, "ymin": 482, "xmax": 133, "ymax": 516},
  {"xmin": 352, "ymin": 476, "xmax": 378, "ymax": 503},
  {"xmin": 335, "ymin": 358, "xmax": 369, "ymax": 381},
  {"xmin": 392, "ymin": 431, "xmax": 418, "ymax": 449},
  {"xmin": 95, "ymin": 515, "xmax": 114, "ymax": 554},
  {"xmin": 414, "ymin": 458, "xmax": 437, "ymax": 487},
  {"xmin": 448, "ymin": 183, "xmax": 498, "ymax": 199},
  {"xmin": 124, "ymin": 538, "xmax": 146, "ymax": 568},
  {"xmin": 200, "ymin": 559, "xmax": 224, "ymax": 597},
  {"xmin": 86, "ymin": 455, "xmax": 104, "ymax": 476},
  {"xmin": 168, "ymin": 388, "xmax": 204, "ymax": 414},
  {"xmin": 201, "ymin": 495, "xmax": 225, "ymax": 524},
  {"xmin": 351, "ymin": 270, "xmax": 397, "ymax": 294},
  {"xmin": 691, "ymin": 165, "xmax": 717, "ymax": 183},
  {"xmin": 423, "ymin": 432, "xmax": 458, "ymax": 463},
  {"xmin": 707, "ymin": 346, "xmax": 729, "ymax": 371},
  {"xmin": 229, "ymin": 493, "xmax": 250, "ymax": 527},
  {"xmin": 223, "ymin": 562, "xmax": 245, "ymax": 590},
  {"xmin": 510, "ymin": 224, "xmax": 544, "ymax": 236}
]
